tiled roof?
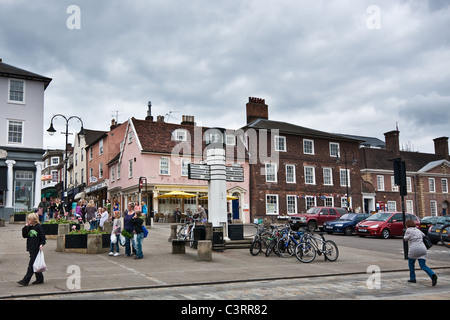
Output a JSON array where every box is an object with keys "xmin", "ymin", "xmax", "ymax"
[{"xmin": 0, "ymin": 60, "xmax": 52, "ymax": 89}]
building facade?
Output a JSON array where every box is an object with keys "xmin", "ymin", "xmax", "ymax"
[
  {"xmin": 241, "ymin": 98, "xmax": 363, "ymax": 223},
  {"xmin": 0, "ymin": 59, "xmax": 52, "ymax": 218}
]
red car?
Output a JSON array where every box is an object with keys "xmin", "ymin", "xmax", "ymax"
[{"xmin": 355, "ymin": 212, "xmax": 420, "ymax": 239}]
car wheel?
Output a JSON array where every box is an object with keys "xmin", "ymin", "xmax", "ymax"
[
  {"xmin": 344, "ymin": 226, "xmax": 353, "ymax": 236},
  {"xmin": 381, "ymin": 228, "xmax": 390, "ymax": 239},
  {"xmin": 307, "ymin": 221, "xmax": 317, "ymax": 232}
]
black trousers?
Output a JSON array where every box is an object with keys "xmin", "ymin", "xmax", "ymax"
[{"xmin": 22, "ymin": 250, "xmax": 44, "ymax": 284}]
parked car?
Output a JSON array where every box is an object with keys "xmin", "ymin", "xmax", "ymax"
[
  {"xmin": 427, "ymin": 216, "xmax": 450, "ymax": 245},
  {"xmin": 419, "ymin": 216, "xmax": 439, "ymax": 234},
  {"xmin": 324, "ymin": 213, "xmax": 370, "ymax": 236},
  {"xmin": 290, "ymin": 207, "xmax": 347, "ymax": 231},
  {"xmin": 355, "ymin": 212, "xmax": 420, "ymax": 239}
]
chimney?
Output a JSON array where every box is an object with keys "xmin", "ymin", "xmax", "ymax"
[
  {"xmin": 145, "ymin": 101, "xmax": 153, "ymax": 121},
  {"xmin": 384, "ymin": 130, "xmax": 400, "ymax": 156},
  {"xmin": 181, "ymin": 115, "xmax": 195, "ymax": 125},
  {"xmin": 246, "ymin": 97, "xmax": 268, "ymax": 124},
  {"xmin": 433, "ymin": 137, "xmax": 449, "ymax": 160},
  {"xmin": 156, "ymin": 115, "xmax": 165, "ymax": 123},
  {"xmin": 110, "ymin": 119, "xmax": 117, "ymax": 130}
]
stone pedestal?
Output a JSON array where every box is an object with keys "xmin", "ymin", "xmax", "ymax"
[{"xmin": 197, "ymin": 240, "xmax": 212, "ymax": 262}]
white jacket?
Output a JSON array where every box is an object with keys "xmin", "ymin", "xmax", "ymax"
[{"xmin": 404, "ymin": 227, "xmax": 427, "ymax": 260}]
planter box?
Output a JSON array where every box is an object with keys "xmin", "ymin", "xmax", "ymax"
[
  {"xmin": 43, "ymin": 223, "xmax": 81, "ymax": 239},
  {"xmin": 57, "ymin": 233, "xmax": 109, "ymax": 254},
  {"xmin": 42, "ymin": 223, "xmax": 59, "ymax": 236}
]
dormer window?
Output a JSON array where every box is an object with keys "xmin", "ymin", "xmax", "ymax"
[{"xmin": 173, "ymin": 129, "xmax": 187, "ymax": 142}]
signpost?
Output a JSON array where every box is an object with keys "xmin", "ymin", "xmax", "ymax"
[
  {"xmin": 391, "ymin": 158, "xmax": 408, "ymax": 260},
  {"xmin": 188, "ymin": 164, "xmax": 244, "ymax": 182}
]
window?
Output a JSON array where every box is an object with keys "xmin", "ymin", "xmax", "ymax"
[
  {"xmin": 274, "ymin": 136, "xmax": 286, "ymax": 152},
  {"xmin": 429, "ymin": 178, "xmax": 435, "ymax": 193},
  {"xmin": 305, "ymin": 196, "xmax": 316, "ymax": 210},
  {"xmin": 285, "ymin": 164, "xmax": 296, "ymax": 183},
  {"xmin": 128, "ymin": 159, "xmax": 133, "ymax": 178},
  {"xmin": 324, "ymin": 196, "xmax": 333, "ymax": 207},
  {"xmin": 89, "ymin": 168, "xmax": 94, "ymax": 180},
  {"xmin": 407, "ymin": 177, "xmax": 412, "ymax": 193},
  {"xmin": 7, "ymin": 120, "xmax": 23, "ymax": 144},
  {"xmin": 173, "ymin": 129, "xmax": 187, "ymax": 142},
  {"xmin": 265, "ymin": 163, "xmax": 277, "ymax": 182},
  {"xmin": 99, "ymin": 163, "xmax": 103, "ymax": 178},
  {"xmin": 287, "ymin": 195, "xmax": 297, "ymax": 214},
  {"xmin": 128, "ymin": 131, "xmax": 133, "ymax": 143},
  {"xmin": 304, "ymin": 166, "xmax": 315, "ymax": 185},
  {"xmin": 226, "ymin": 134, "xmax": 236, "ymax": 146},
  {"xmin": 330, "ymin": 142, "xmax": 340, "ymax": 157},
  {"xmin": 51, "ymin": 170, "xmax": 58, "ymax": 183},
  {"xmin": 303, "ymin": 139, "xmax": 314, "ymax": 155},
  {"xmin": 406, "ymin": 200, "xmax": 413, "ymax": 214},
  {"xmin": 340, "ymin": 169, "xmax": 350, "ymax": 187},
  {"xmin": 160, "ymin": 157, "xmax": 170, "ymax": 175},
  {"xmin": 430, "ymin": 201, "xmax": 437, "ymax": 216},
  {"xmin": 323, "ymin": 168, "xmax": 333, "ymax": 185},
  {"xmin": 111, "ymin": 165, "xmax": 115, "ymax": 182},
  {"xmin": 442, "ymin": 179, "xmax": 448, "ymax": 193},
  {"xmin": 181, "ymin": 158, "xmax": 190, "ymax": 176},
  {"xmin": 377, "ymin": 175, "xmax": 385, "ymax": 191},
  {"xmin": 51, "ymin": 157, "xmax": 60, "ymax": 166},
  {"xmin": 8, "ymin": 79, "xmax": 25, "ymax": 103},
  {"xmin": 89, "ymin": 148, "xmax": 93, "ymax": 161},
  {"xmin": 391, "ymin": 176, "xmax": 398, "ymax": 192},
  {"xmin": 99, "ymin": 139, "xmax": 104, "ymax": 155},
  {"xmin": 266, "ymin": 194, "xmax": 278, "ymax": 215},
  {"xmin": 387, "ymin": 201, "xmax": 397, "ymax": 212}
]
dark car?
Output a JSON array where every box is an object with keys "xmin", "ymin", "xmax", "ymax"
[
  {"xmin": 419, "ymin": 216, "xmax": 439, "ymax": 234},
  {"xmin": 355, "ymin": 212, "xmax": 420, "ymax": 239},
  {"xmin": 324, "ymin": 213, "xmax": 370, "ymax": 236},
  {"xmin": 427, "ymin": 216, "xmax": 450, "ymax": 245}
]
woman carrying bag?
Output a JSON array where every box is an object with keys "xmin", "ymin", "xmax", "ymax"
[{"xmin": 18, "ymin": 213, "xmax": 46, "ymax": 286}]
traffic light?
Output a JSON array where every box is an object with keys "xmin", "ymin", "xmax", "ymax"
[
  {"xmin": 138, "ymin": 177, "xmax": 146, "ymax": 192},
  {"xmin": 393, "ymin": 159, "xmax": 407, "ymax": 196}
]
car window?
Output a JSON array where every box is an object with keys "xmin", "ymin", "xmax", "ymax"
[
  {"xmin": 329, "ymin": 208, "xmax": 337, "ymax": 215},
  {"xmin": 336, "ymin": 208, "xmax": 347, "ymax": 215},
  {"xmin": 406, "ymin": 214, "xmax": 418, "ymax": 222},
  {"xmin": 320, "ymin": 208, "xmax": 328, "ymax": 215},
  {"xmin": 390, "ymin": 213, "xmax": 403, "ymax": 223}
]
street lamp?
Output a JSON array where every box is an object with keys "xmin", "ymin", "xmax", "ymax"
[
  {"xmin": 336, "ymin": 149, "xmax": 357, "ymax": 210},
  {"xmin": 47, "ymin": 114, "xmax": 85, "ymax": 207}
]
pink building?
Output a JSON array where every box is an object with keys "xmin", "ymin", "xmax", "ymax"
[{"xmin": 108, "ymin": 114, "xmax": 250, "ymax": 223}]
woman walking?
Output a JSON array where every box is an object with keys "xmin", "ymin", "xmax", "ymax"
[
  {"xmin": 124, "ymin": 202, "xmax": 136, "ymax": 257},
  {"xmin": 404, "ymin": 219, "xmax": 437, "ymax": 286},
  {"xmin": 17, "ymin": 213, "xmax": 46, "ymax": 286}
]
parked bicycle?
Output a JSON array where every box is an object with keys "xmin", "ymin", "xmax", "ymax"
[
  {"xmin": 295, "ymin": 232, "xmax": 339, "ymax": 263},
  {"xmin": 276, "ymin": 222, "xmax": 307, "ymax": 258},
  {"xmin": 265, "ymin": 225, "xmax": 286, "ymax": 257},
  {"xmin": 177, "ymin": 218, "xmax": 199, "ymax": 247},
  {"xmin": 250, "ymin": 224, "xmax": 271, "ymax": 256}
]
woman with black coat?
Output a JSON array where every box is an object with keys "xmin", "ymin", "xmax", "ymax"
[{"xmin": 17, "ymin": 212, "xmax": 46, "ymax": 286}]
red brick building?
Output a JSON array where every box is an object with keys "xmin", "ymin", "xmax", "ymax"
[
  {"xmin": 360, "ymin": 131, "xmax": 449, "ymax": 218},
  {"xmin": 241, "ymin": 98, "xmax": 363, "ymax": 222}
]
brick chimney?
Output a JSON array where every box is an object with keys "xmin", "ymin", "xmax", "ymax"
[
  {"xmin": 246, "ymin": 97, "xmax": 268, "ymax": 124},
  {"xmin": 181, "ymin": 115, "xmax": 195, "ymax": 125},
  {"xmin": 433, "ymin": 136, "xmax": 449, "ymax": 160},
  {"xmin": 384, "ymin": 130, "xmax": 400, "ymax": 156}
]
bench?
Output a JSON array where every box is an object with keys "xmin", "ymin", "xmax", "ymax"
[{"xmin": 172, "ymin": 240, "xmax": 187, "ymax": 254}]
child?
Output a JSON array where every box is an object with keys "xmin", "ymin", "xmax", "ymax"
[
  {"xmin": 109, "ymin": 211, "xmax": 123, "ymax": 257},
  {"xmin": 130, "ymin": 211, "xmax": 144, "ymax": 259}
]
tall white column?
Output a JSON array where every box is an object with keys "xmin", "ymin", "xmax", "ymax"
[
  {"xmin": 206, "ymin": 148, "xmax": 227, "ymax": 227},
  {"xmin": 34, "ymin": 161, "xmax": 44, "ymax": 209},
  {"xmin": 5, "ymin": 160, "xmax": 16, "ymax": 209}
]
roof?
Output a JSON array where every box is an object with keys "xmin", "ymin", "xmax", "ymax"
[
  {"xmin": 418, "ymin": 159, "xmax": 450, "ymax": 173},
  {"xmin": 0, "ymin": 60, "xmax": 52, "ymax": 89},
  {"xmin": 83, "ymin": 129, "xmax": 108, "ymax": 147},
  {"xmin": 242, "ymin": 118, "xmax": 362, "ymax": 143},
  {"xmin": 336, "ymin": 134, "xmax": 385, "ymax": 149}
]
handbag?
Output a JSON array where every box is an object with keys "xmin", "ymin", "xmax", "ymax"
[
  {"xmin": 33, "ymin": 251, "xmax": 47, "ymax": 273},
  {"xmin": 423, "ymin": 235, "xmax": 433, "ymax": 249},
  {"xmin": 142, "ymin": 226, "xmax": 148, "ymax": 238}
]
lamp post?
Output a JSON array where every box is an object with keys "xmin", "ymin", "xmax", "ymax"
[
  {"xmin": 47, "ymin": 114, "xmax": 86, "ymax": 207},
  {"xmin": 336, "ymin": 149, "xmax": 357, "ymax": 210},
  {"xmin": 204, "ymin": 128, "xmax": 227, "ymax": 227}
]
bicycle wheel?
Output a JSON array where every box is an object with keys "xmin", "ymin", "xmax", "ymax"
[
  {"xmin": 177, "ymin": 226, "xmax": 187, "ymax": 241},
  {"xmin": 295, "ymin": 241, "xmax": 316, "ymax": 263},
  {"xmin": 265, "ymin": 239, "xmax": 277, "ymax": 257},
  {"xmin": 250, "ymin": 239, "xmax": 262, "ymax": 256},
  {"xmin": 277, "ymin": 237, "xmax": 295, "ymax": 258},
  {"xmin": 323, "ymin": 240, "xmax": 339, "ymax": 261},
  {"xmin": 439, "ymin": 224, "xmax": 450, "ymax": 249}
]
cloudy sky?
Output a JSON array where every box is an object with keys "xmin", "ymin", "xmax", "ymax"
[{"xmin": 1, "ymin": 0, "xmax": 449, "ymax": 153}]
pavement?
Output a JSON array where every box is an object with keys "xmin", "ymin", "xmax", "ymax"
[{"xmin": 1, "ymin": 221, "xmax": 449, "ymax": 300}]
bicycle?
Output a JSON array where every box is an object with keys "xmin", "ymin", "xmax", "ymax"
[
  {"xmin": 295, "ymin": 232, "xmax": 339, "ymax": 263},
  {"xmin": 276, "ymin": 224, "xmax": 307, "ymax": 258},
  {"xmin": 265, "ymin": 225, "xmax": 285, "ymax": 257},
  {"xmin": 177, "ymin": 219, "xmax": 198, "ymax": 247},
  {"xmin": 250, "ymin": 224, "xmax": 271, "ymax": 256},
  {"xmin": 439, "ymin": 224, "xmax": 450, "ymax": 249}
]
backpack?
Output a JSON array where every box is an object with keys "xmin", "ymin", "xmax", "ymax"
[{"xmin": 142, "ymin": 226, "xmax": 148, "ymax": 238}]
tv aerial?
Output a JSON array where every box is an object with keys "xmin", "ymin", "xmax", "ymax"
[{"xmin": 165, "ymin": 110, "xmax": 180, "ymax": 123}]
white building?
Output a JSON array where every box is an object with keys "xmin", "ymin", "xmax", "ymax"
[{"xmin": 0, "ymin": 59, "xmax": 52, "ymax": 218}]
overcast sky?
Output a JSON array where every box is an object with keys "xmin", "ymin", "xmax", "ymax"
[{"xmin": 1, "ymin": 0, "xmax": 449, "ymax": 153}]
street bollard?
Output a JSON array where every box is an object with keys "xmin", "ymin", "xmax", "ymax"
[{"xmin": 197, "ymin": 240, "xmax": 212, "ymax": 261}]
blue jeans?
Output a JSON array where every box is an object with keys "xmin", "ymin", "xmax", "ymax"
[
  {"xmin": 408, "ymin": 258, "xmax": 434, "ymax": 281},
  {"xmin": 134, "ymin": 233, "xmax": 144, "ymax": 258},
  {"xmin": 110, "ymin": 234, "xmax": 120, "ymax": 253}
]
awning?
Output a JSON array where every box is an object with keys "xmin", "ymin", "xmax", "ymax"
[{"xmin": 74, "ymin": 191, "xmax": 86, "ymax": 200}]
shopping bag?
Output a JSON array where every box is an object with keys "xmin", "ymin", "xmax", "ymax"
[
  {"xmin": 33, "ymin": 251, "xmax": 47, "ymax": 273},
  {"xmin": 119, "ymin": 234, "xmax": 126, "ymax": 246},
  {"xmin": 111, "ymin": 233, "xmax": 117, "ymax": 244}
]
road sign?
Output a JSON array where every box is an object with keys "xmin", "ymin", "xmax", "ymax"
[
  {"xmin": 226, "ymin": 166, "xmax": 244, "ymax": 182},
  {"xmin": 188, "ymin": 164, "xmax": 210, "ymax": 181}
]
